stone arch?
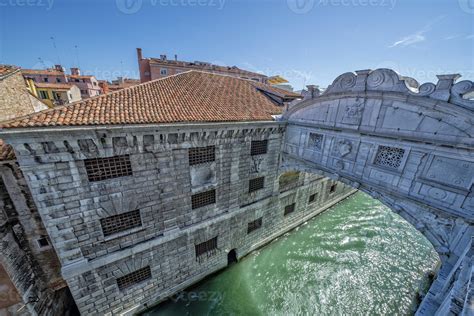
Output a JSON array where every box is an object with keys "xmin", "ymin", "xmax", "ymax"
[{"xmin": 280, "ymin": 69, "xmax": 473, "ymax": 315}]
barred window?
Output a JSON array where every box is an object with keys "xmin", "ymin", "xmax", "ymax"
[
  {"xmin": 189, "ymin": 146, "xmax": 215, "ymax": 166},
  {"xmin": 374, "ymin": 146, "xmax": 405, "ymax": 169},
  {"xmin": 308, "ymin": 133, "xmax": 324, "ymax": 150},
  {"xmin": 284, "ymin": 203, "xmax": 296, "ymax": 216},
  {"xmin": 100, "ymin": 210, "xmax": 142, "ymax": 237},
  {"xmin": 249, "ymin": 177, "xmax": 265, "ymax": 193},
  {"xmin": 191, "ymin": 189, "xmax": 216, "ymax": 209},
  {"xmin": 195, "ymin": 236, "xmax": 218, "ymax": 259},
  {"xmin": 116, "ymin": 266, "xmax": 151, "ymax": 291},
  {"xmin": 330, "ymin": 184, "xmax": 337, "ymax": 194},
  {"xmin": 84, "ymin": 155, "xmax": 132, "ymax": 182},
  {"xmin": 308, "ymin": 193, "xmax": 317, "ymax": 204},
  {"xmin": 247, "ymin": 217, "xmax": 262, "ymax": 234},
  {"xmin": 250, "ymin": 140, "xmax": 268, "ymax": 156}
]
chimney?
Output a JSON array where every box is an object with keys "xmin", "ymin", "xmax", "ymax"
[
  {"xmin": 54, "ymin": 65, "xmax": 64, "ymax": 72},
  {"xmin": 70, "ymin": 67, "xmax": 81, "ymax": 76},
  {"xmin": 136, "ymin": 47, "xmax": 143, "ymax": 60},
  {"xmin": 174, "ymin": 54, "xmax": 178, "ymax": 61},
  {"xmin": 160, "ymin": 54, "xmax": 167, "ymax": 61}
]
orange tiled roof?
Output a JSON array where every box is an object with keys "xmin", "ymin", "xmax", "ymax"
[
  {"xmin": 67, "ymin": 74, "xmax": 94, "ymax": 79},
  {"xmin": 149, "ymin": 58, "xmax": 267, "ymax": 79},
  {"xmin": 0, "ymin": 71, "xmax": 300, "ymax": 129},
  {"xmin": 0, "ymin": 65, "xmax": 20, "ymax": 79},
  {"xmin": 35, "ymin": 82, "xmax": 77, "ymax": 90}
]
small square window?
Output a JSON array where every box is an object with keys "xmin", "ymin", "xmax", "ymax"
[
  {"xmin": 284, "ymin": 203, "xmax": 296, "ymax": 216},
  {"xmin": 250, "ymin": 140, "xmax": 268, "ymax": 156},
  {"xmin": 37, "ymin": 237, "xmax": 49, "ymax": 248},
  {"xmin": 195, "ymin": 236, "xmax": 218, "ymax": 259},
  {"xmin": 374, "ymin": 146, "xmax": 405, "ymax": 169},
  {"xmin": 248, "ymin": 177, "xmax": 265, "ymax": 193},
  {"xmin": 307, "ymin": 133, "xmax": 324, "ymax": 150},
  {"xmin": 189, "ymin": 146, "xmax": 215, "ymax": 166},
  {"xmin": 160, "ymin": 68, "xmax": 168, "ymax": 75},
  {"xmin": 308, "ymin": 193, "xmax": 317, "ymax": 204},
  {"xmin": 247, "ymin": 217, "xmax": 262, "ymax": 234},
  {"xmin": 330, "ymin": 184, "xmax": 337, "ymax": 194}
]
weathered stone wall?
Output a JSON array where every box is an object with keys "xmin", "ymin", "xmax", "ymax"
[
  {"xmin": 2, "ymin": 122, "xmax": 354, "ymax": 315},
  {"xmin": 0, "ymin": 161, "xmax": 74, "ymax": 315},
  {"xmin": 0, "ymin": 71, "xmax": 48, "ymax": 122}
]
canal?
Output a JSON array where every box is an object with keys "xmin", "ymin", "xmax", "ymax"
[{"xmin": 145, "ymin": 192, "xmax": 439, "ymax": 315}]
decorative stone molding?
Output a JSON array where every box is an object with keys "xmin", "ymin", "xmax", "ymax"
[{"xmin": 323, "ymin": 68, "xmax": 474, "ymax": 111}]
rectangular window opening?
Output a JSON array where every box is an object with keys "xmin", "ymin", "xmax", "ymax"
[
  {"xmin": 195, "ymin": 236, "xmax": 218, "ymax": 259},
  {"xmin": 191, "ymin": 189, "xmax": 216, "ymax": 209},
  {"xmin": 250, "ymin": 140, "xmax": 268, "ymax": 156},
  {"xmin": 247, "ymin": 217, "xmax": 262, "ymax": 234},
  {"xmin": 248, "ymin": 177, "xmax": 265, "ymax": 193},
  {"xmin": 100, "ymin": 210, "xmax": 142, "ymax": 237},
  {"xmin": 284, "ymin": 203, "xmax": 296, "ymax": 216},
  {"xmin": 308, "ymin": 193, "xmax": 317, "ymax": 204},
  {"xmin": 84, "ymin": 155, "xmax": 132, "ymax": 182},
  {"xmin": 116, "ymin": 266, "xmax": 151, "ymax": 291},
  {"xmin": 189, "ymin": 146, "xmax": 215, "ymax": 166}
]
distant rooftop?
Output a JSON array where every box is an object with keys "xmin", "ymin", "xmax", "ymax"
[
  {"xmin": 0, "ymin": 65, "xmax": 20, "ymax": 80},
  {"xmin": 0, "ymin": 71, "xmax": 300, "ymax": 129}
]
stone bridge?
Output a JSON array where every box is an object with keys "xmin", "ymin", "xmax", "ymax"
[{"xmin": 280, "ymin": 69, "xmax": 473, "ymax": 315}]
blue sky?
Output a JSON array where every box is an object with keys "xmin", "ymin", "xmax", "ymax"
[{"xmin": 0, "ymin": 0, "xmax": 472, "ymax": 89}]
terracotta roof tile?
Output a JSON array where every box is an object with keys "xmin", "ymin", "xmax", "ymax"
[
  {"xmin": 22, "ymin": 69, "xmax": 65, "ymax": 76},
  {"xmin": 0, "ymin": 65, "xmax": 20, "ymax": 79},
  {"xmin": 0, "ymin": 139, "xmax": 15, "ymax": 161},
  {"xmin": 0, "ymin": 71, "xmax": 300, "ymax": 129}
]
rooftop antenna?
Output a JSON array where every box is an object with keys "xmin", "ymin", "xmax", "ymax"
[
  {"xmin": 74, "ymin": 45, "xmax": 81, "ymax": 68},
  {"xmin": 50, "ymin": 36, "xmax": 61, "ymax": 65},
  {"xmin": 37, "ymin": 57, "xmax": 46, "ymax": 69}
]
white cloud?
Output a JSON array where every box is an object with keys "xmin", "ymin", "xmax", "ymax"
[
  {"xmin": 389, "ymin": 33, "xmax": 426, "ymax": 48},
  {"xmin": 443, "ymin": 35, "xmax": 461, "ymax": 40},
  {"xmin": 466, "ymin": 34, "xmax": 474, "ymax": 39},
  {"xmin": 389, "ymin": 16, "xmax": 444, "ymax": 48}
]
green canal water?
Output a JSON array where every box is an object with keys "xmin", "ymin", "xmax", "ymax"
[{"xmin": 146, "ymin": 192, "xmax": 439, "ymax": 316}]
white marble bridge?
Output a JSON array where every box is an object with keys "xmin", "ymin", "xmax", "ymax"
[{"xmin": 280, "ymin": 69, "xmax": 473, "ymax": 315}]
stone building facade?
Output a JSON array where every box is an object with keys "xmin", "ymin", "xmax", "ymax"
[
  {"xmin": 0, "ymin": 71, "xmax": 356, "ymax": 315},
  {"xmin": 1, "ymin": 122, "xmax": 353, "ymax": 315}
]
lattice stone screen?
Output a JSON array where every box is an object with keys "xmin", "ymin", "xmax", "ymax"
[
  {"xmin": 308, "ymin": 133, "xmax": 324, "ymax": 150},
  {"xmin": 374, "ymin": 146, "xmax": 405, "ymax": 169}
]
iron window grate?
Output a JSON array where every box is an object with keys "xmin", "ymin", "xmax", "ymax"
[
  {"xmin": 189, "ymin": 146, "xmax": 215, "ymax": 166},
  {"xmin": 248, "ymin": 177, "xmax": 265, "ymax": 193},
  {"xmin": 250, "ymin": 140, "xmax": 268, "ymax": 156},
  {"xmin": 247, "ymin": 217, "xmax": 262, "ymax": 234},
  {"xmin": 84, "ymin": 155, "xmax": 132, "ymax": 182},
  {"xmin": 374, "ymin": 146, "xmax": 405, "ymax": 169},
  {"xmin": 308, "ymin": 193, "xmax": 317, "ymax": 204},
  {"xmin": 191, "ymin": 189, "xmax": 216, "ymax": 209},
  {"xmin": 195, "ymin": 236, "xmax": 218, "ymax": 259},
  {"xmin": 284, "ymin": 203, "xmax": 296, "ymax": 216},
  {"xmin": 116, "ymin": 266, "xmax": 151, "ymax": 291},
  {"xmin": 100, "ymin": 210, "xmax": 142, "ymax": 237}
]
